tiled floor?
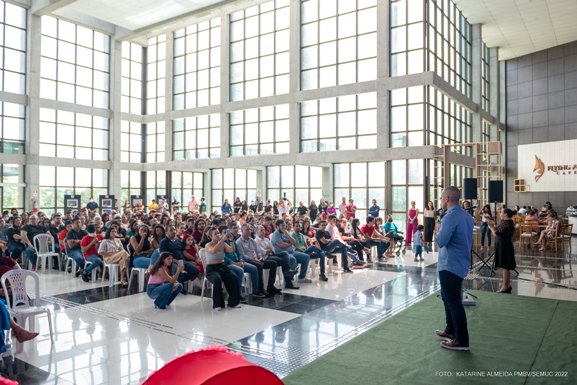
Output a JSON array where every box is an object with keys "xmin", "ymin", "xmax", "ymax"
[{"xmin": 2, "ymin": 237, "xmax": 576, "ymax": 384}]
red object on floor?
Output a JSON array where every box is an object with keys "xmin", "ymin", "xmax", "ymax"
[
  {"xmin": 142, "ymin": 346, "xmax": 283, "ymax": 385},
  {"xmin": 0, "ymin": 376, "xmax": 18, "ymax": 385}
]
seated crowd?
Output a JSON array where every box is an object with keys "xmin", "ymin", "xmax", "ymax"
[{"xmin": 0, "ymin": 196, "xmax": 402, "ymax": 311}]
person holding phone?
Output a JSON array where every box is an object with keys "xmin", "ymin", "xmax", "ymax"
[{"xmin": 146, "ymin": 252, "xmax": 184, "ymax": 309}]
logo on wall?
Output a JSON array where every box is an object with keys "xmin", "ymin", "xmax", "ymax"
[{"xmin": 533, "ymin": 155, "xmax": 545, "ymax": 182}]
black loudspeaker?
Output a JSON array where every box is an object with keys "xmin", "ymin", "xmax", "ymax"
[
  {"xmin": 463, "ymin": 178, "xmax": 478, "ymax": 200},
  {"xmin": 488, "ymin": 180, "xmax": 503, "ymax": 203}
]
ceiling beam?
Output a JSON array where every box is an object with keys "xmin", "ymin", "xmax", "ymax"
[{"xmin": 31, "ymin": 0, "xmax": 77, "ymax": 16}]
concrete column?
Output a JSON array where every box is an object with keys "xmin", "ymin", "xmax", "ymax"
[
  {"xmin": 288, "ymin": 0, "xmax": 301, "ymax": 156},
  {"xmin": 489, "ymin": 47, "xmax": 500, "ymax": 121},
  {"xmin": 471, "ymin": 24, "xmax": 482, "ymax": 143},
  {"xmin": 322, "ymin": 165, "xmax": 333, "ymax": 202},
  {"xmin": 219, "ymin": 10, "xmax": 230, "ymax": 159},
  {"xmin": 204, "ymin": 170, "xmax": 212, "ymax": 213},
  {"xmin": 377, "ymin": 0, "xmax": 390, "ymax": 149},
  {"xmin": 164, "ymin": 32, "xmax": 174, "ymax": 161},
  {"xmin": 25, "ymin": 14, "xmax": 42, "ymax": 211},
  {"xmin": 256, "ymin": 168, "xmax": 266, "ymax": 203},
  {"xmin": 109, "ymin": 37, "xmax": 123, "ymax": 201}
]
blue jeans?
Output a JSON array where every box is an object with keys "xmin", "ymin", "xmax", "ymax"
[
  {"xmin": 304, "ymin": 245, "xmax": 326, "ymax": 275},
  {"xmin": 480, "ymin": 222, "xmax": 491, "ymax": 247},
  {"xmin": 68, "ymin": 249, "xmax": 85, "ymax": 269},
  {"xmin": 228, "ymin": 263, "xmax": 258, "ymax": 295},
  {"xmin": 147, "ymin": 282, "xmax": 182, "ymax": 309},
  {"xmin": 369, "ymin": 239, "xmax": 389, "ymax": 258},
  {"xmin": 8, "ymin": 241, "xmax": 37, "ymax": 267},
  {"xmin": 288, "ymin": 251, "xmax": 310, "ymax": 279},
  {"xmin": 84, "ymin": 254, "xmax": 102, "ymax": 275},
  {"xmin": 133, "ymin": 255, "xmax": 151, "ymax": 268},
  {"xmin": 321, "ymin": 240, "xmax": 349, "ymax": 270},
  {"xmin": 439, "ymin": 270, "xmax": 469, "ymax": 346},
  {"xmin": 150, "ymin": 249, "xmax": 160, "ymax": 265}
]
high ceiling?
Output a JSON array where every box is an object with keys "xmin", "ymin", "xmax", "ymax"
[
  {"xmin": 454, "ymin": 0, "xmax": 577, "ymax": 60},
  {"xmin": 36, "ymin": 0, "xmax": 577, "ymax": 60}
]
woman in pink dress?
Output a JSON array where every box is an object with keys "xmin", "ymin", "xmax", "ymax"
[{"xmin": 406, "ymin": 201, "xmax": 419, "ymax": 244}]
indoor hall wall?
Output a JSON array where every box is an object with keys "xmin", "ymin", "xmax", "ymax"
[{"xmin": 506, "ymin": 40, "xmax": 577, "ymax": 212}]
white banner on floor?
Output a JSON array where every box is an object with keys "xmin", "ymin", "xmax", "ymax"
[{"xmin": 518, "ymin": 139, "xmax": 577, "ymax": 192}]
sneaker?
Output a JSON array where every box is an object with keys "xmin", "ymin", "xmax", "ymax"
[
  {"xmin": 318, "ymin": 274, "xmax": 329, "ymax": 282},
  {"xmin": 343, "ymin": 268, "xmax": 354, "ymax": 273},
  {"xmin": 81, "ymin": 273, "xmax": 90, "ymax": 282},
  {"xmin": 239, "ymin": 296, "xmax": 248, "ymax": 304},
  {"xmin": 253, "ymin": 292, "xmax": 266, "ymax": 298},
  {"xmin": 228, "ymin": 304, "xmax": 242, "ymax": 309},
  {"xmin": 298, "ymin": 278, "xmax": 312, "ymax": 283},
  {"xmin": 440, "ymin": 339, "xmax": 469, "ymax": 351},
  {"xmin": 419, "ymin": 257, "xmax": 424, "ymax": 261},
  {"xmin": 434, "ymin": 330, "xmax": 454, "ymax": 340},
  {"xmin": 75, "ymin": 267, "xmax": 83, "ymax": 277},
  {"xmin": 214, "ymin": 307, "xmax": 224, "ymax": 312},
  {"xmin": 285, "ymin": 283, "xmax": 300, "ymax": 290},
  {"xmin": 414, "ymin": 258, "xmax": 419, "ymax": 262}
]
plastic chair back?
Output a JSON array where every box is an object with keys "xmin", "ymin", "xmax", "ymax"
[
  {"xmin": 33, "ymin": 234, "xmax": 57, "ymax": 255},
  {"xmin": 1, "ymin": 270, "xmax": 40, "ymax": 310}
]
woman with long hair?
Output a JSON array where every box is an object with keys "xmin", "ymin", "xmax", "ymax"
[
  {"xmin": 98, "ymin": 226, "xmax": 130, "ymax": 287},
  {"xmin": 204, "ymin": 227, "xmax": 241, "ymax": 310},
  {"xmin": 423, "ymin": 201, "xmax": 436, "ymax": 245},
  {"xmin": 150, "ymin": 224, "xmax": 166, "ymax": 250},
  {"xmin": 480, "ymin": 205, "xmax": 493, "ymax": 250},
  {"xmin": 130, "ymin": 224, "xmax": 154, "ymax": 268},
  {"xmin": 489, "ymin": 208, "xmax": 516, "ymax": 293},
  {"xmin": 146, "ymin": 252, "xmax": 184, "ymax": 309}
]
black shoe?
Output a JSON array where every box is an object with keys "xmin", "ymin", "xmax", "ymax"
[
  {"xmin": 239, "ymin": 296, "xmax": 248, "ymax": 303},
  {"xmin": 81, "ymin": 273, "xmax": 90, "ymax": 282},
  {"xmin": 264, "ymin": 291, "xmax": 275, "ymax": 298},
  {"xmin": 285, "ymin": 283, "xmax": 300, "ymax": 290},
  {"xmin": 319, "ymin": 274, "xmax": 329, "ymax": 282},
  {"xmin": 253, "ymin": 292, "xmax": 266, "ymax": 298},
  {"xmin": 269, "ymin": 287, "xmax": 282, "ymax": 294},
  {"xmin": 75, "ymin": 267, "xmax": 83, "ymax": 277}
]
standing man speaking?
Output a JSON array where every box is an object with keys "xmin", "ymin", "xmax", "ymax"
[{"xmin": 435, "ymin": 186, "xmax": 473, "ymax": 351}]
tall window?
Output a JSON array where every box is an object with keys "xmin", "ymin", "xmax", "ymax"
[
  {"xmin": 427, "ymin": 87, "xmax": 472, "ymax": 154},
  {"xmin": 334, "ymin": 162, "xmax": 386, "ymax": 222},
  {"xmin": 301, "ymin": 93, "xmax": 377, "ymax": 152},
  {"xmin": 174, "ymin": 18, "xmax": 221, "ymax": 109},
  {"xmin": 121, "ymin": 170, "xmax": 142, "ymax": 207},
  {"xmin": 39, "ymin": 108, "xmax": 109, "ymax": 160},
  {"xmin": 230, "ymin": 105, "xmax": 289, "ymax": 156},
  {"xmin": 147, "ymin": 35, "xmax": 166, "ymax": 114},
  {"xmin": 146, "ymin": 121, "xmax": 165, "ymax": 162},
  {"xmin": 301, "ymin": 0, "xmax": 377, "ymax": 89},
  {"xmin": 0, "ymin": 1, "xmax": 26, "ymax": 94},
  {"xmin": 121, "ymin": 120, "xmax": 142, "ymax": 163},
  {"xmin": 426, "ymin": 0, "xmax": 472, "ymax": 97},
  {"xmin": 390, "ymin": 0, "xmax": 424, "ymax": 76},
  {"xmin": 390, "ymin": 159, "xmax": 424, "ymax": 227},
  {"xmin": 211, "ymin": 168, "xmax": 257, "ymax": 213},
  {"xmin": 230, "ymin": 0, "xmax": 290, "ymax": 101},
  {"xmin": 40, "ymin": 16, "xmax": 110, "ymax": 108},
  {"xmin": 1, "ymin": 164, "xmax": 24, "ymax": 212},
  {"xmin": 146, "ymin": 171, "xmax": 166, "ymax": 204},
  {"xmin": 390, "ymin": 86, "xmax": 425, "ymax": 148},
  {"xmin": 481, "ymin": 43, "xmax": 490, "ymax": 112},
  {"xmin": 0, "ymin": 102, "xmax": 25, "ymax": 154},
  {"xmin": 39, "ymin": 166, "xmax": 108, "ymax": 214},
  {"xmin": 121, "ymin": 41, "xmax": 143, "ymax": 114},
  {"xmin": 266, "ymin": 165, "xmax": 323, "ymax": 205},
  {"xmin": 171, "ymin": 171, "xmax": 204, "ymax": 210},
  {"xmin": 173, "ymin": 114, "xmax": 221, "ymax": 160}
]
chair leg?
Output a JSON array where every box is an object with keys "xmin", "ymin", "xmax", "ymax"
[{"xmin": 47, "ymin": 310, "xmax": 54, "ymax": 344}]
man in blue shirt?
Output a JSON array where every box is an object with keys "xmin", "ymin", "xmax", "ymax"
[
  {"xmin": 435, "ymin": 186, "xmax": 473, "ymax": 351},
  {"xmin": 368, "ymin": 199, "xmax": 380, "ymax": 218}
]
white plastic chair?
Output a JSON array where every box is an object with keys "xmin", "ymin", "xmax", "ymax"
[
  {"xmin": 33, "ymin": 234, "xmax": 58, "ymax": 272},
  {"xmin": 199, "ymin": 249, "xmax": 213, "ymax": 302},
  {"xmin": 101, "ymin": 263, "xmax": 121, "ymax": 287},
  {"xmin": 128, "ymin": 267, "xmax": 148, "ymax": 292},
  {"xmin": 1, "ymin": 270, "xmax": 54, "ymax": 348}
]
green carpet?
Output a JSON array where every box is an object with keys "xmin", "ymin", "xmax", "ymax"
[{"xmin": 283, "ymin": 292, "xmax": 577, "ymax": 385}]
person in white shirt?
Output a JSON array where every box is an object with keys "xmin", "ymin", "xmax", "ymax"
[{"xmin": 254, "ymin": 225, "xmax": 298, "ymax": 289}]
